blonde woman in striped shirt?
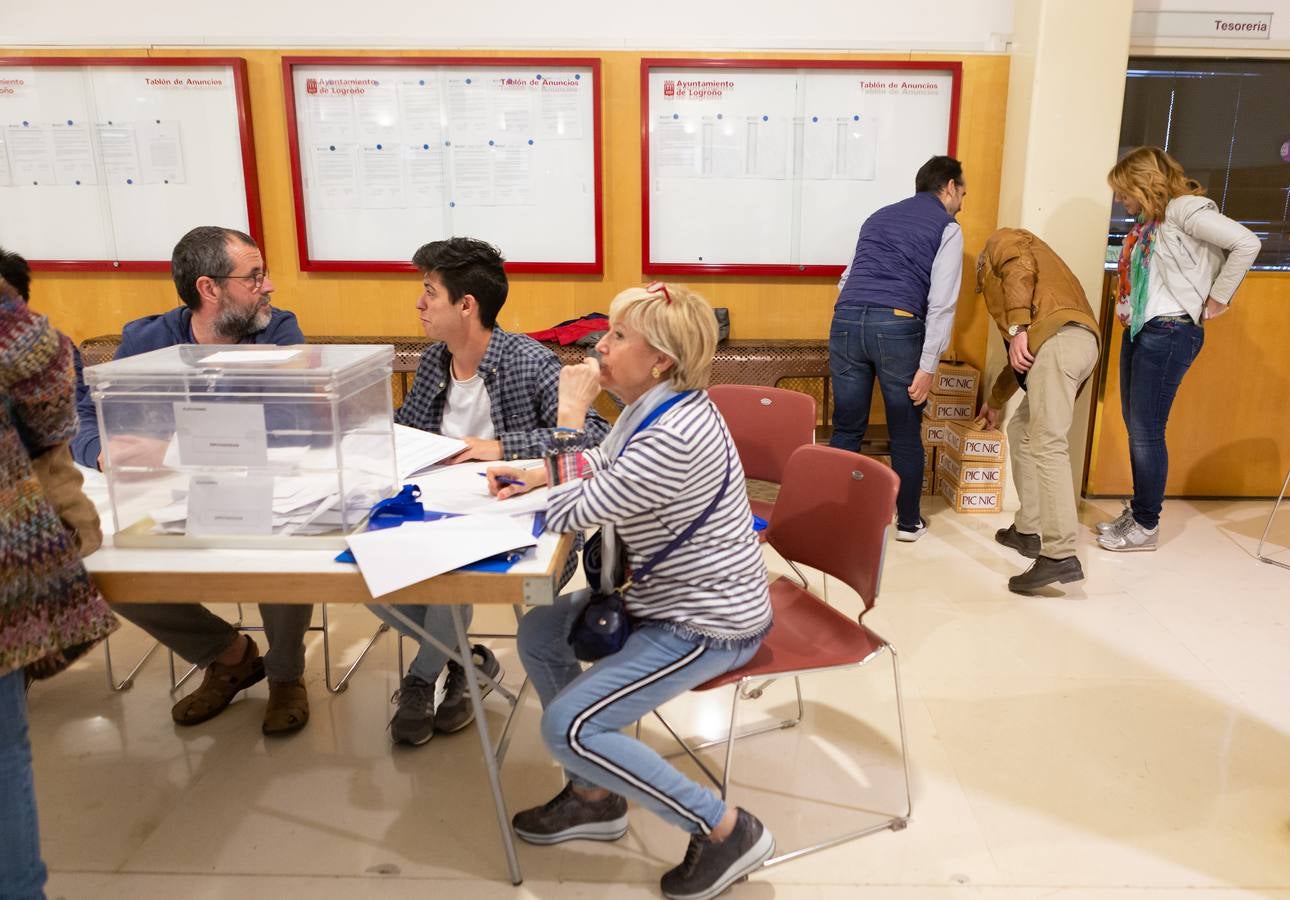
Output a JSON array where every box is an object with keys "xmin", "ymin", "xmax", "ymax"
[{"xmin": 487, "ymin": 283, "xmax": 774, "ymax": 900}]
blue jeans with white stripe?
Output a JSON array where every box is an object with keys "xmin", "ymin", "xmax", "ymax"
[{"xmin": 517, "ymin": 591, "xmax": 760, "ymax": 836}]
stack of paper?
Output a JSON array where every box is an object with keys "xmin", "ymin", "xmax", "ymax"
[{"xmin": 392, "ymin": 425, "xmax": 468, "ymax": 479}]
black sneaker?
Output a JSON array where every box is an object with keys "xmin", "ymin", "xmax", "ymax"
[
  {"xmin": 433, "ymin": 644, "xmax": 503, "ymax": 734},
  {"xmin": 661, "ymin": 808, "xmax": 774, "ymax": 900},
  {"xmin": 388, "ymin": 674, "xmax": 435, "ymax": 746},
  {"xmin": 512, "ymin": 782, "xmax": 629, "ymax": 845},
  {"xmin": 895, "ymin": 517, "xmax": 928, "ymax": 543}
]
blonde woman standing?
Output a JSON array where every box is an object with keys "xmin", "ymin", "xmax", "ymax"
[{"xmin": 1101, "ymin": 147, "xmax": 1260, "ymax": 551}]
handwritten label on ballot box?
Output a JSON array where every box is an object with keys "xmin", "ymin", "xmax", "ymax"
[
  {"xmin": 186, "ymin": 474, "xmax": 274, "ymax": 535},
  {"xmin": 174, "ymin": 402, "xmax": 268, "ymax": 467}
]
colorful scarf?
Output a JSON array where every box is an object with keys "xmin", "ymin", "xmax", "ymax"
[{"xmin": 1116, "ymin": 218, "xmax": 1157, "ymax": 341}]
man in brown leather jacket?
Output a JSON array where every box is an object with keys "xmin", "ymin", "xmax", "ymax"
[{"xmin": 976, "ymin": 228, "xmax": 1100, "ymax": 595}]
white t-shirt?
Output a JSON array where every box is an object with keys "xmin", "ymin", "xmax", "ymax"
[{"xmin": 440, "ymin": 372, "xmax": 495, "ymax": 440}]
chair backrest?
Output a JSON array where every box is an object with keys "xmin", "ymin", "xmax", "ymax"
[
  {"xmin": 708, "ymin": 384, "xmax": 816, "ymax": 484},
  {"xmin": 766, "ymin": 445, "xmax": 899, "ymax": 610}
]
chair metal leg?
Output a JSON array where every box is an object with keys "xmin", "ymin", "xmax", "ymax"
[
  {"xmin": 322, "ymin": 604, "xmax": 390, "ymax": 695},
  {"xmin": 393, "ymin": 605, "xmax": 525, "ymax": 680},
  {"xmin": 887, "ymin": 643, "xmax": 913, "ymax": 826},
  {"xmin": 657, "ymin": 675, "xmax": 804, "ymax": 766},
  {"xmin": 103, "ymin": 633, "xmax": 160, "ymax": 692},
  {"xmin": 760, "ymin": 642, "xmax": 914, "ymax": 869},
  {"xmin": 719, "ymin": 678, "xmax": 742, "ymax": 801},
  {"xmin": 494, "ymin": 677, "xmax": 530, "ymax": 767},
  {"xmin": 169, "ymin": 652, "xmax": 199, "ymax": 693},
  {"xmin": 1256, "ymin": 468, "xmax": 1290, "ymax": 570}
]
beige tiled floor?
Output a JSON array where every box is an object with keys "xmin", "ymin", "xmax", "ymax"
[{"xmin": 27, "ymin": 495, "xmax": 1290, "ymax": 900}]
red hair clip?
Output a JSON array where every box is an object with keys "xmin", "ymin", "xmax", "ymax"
[{"xmin": 645, "ymin": 281, "xmax": 673, "ymax": 304}]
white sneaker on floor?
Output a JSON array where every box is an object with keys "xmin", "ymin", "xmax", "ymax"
[
  {"xmin": 1098, "ymin": 519, "xmax": 1158, "ymax": 552},
  {"xmin": 1096, "ymin": 502, "xmax": 1134, "ymax": 535}
]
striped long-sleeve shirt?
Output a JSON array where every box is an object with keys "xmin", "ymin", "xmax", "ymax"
[{"xmin": 544, "ymin": 391, "xmax": 772, "ymax": 645}]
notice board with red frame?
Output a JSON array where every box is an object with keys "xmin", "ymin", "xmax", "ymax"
[
  {"xmin": 642, "ymin": 59, "xmax": 961, "ymax": 277},
  {"xmin": 0, "ymin": 57, "xmax": 261, "ymax": 272},
  {"xmin": 284, "ymin": 57, "xmax": 602, "ymax": 274}
]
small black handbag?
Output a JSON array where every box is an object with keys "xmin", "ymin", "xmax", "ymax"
[{"xmin": 569, "ymin": 460, "xmax": 731, "ymax": 662}]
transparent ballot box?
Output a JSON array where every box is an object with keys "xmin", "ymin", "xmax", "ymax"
[{"xmin": 83, "ymin": 344, "xmax": 397, "ymax": 549}]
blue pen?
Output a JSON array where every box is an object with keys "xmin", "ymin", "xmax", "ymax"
[{"xmin": 480, "ymin": 472, "xmax": 526, "ymax": 488}]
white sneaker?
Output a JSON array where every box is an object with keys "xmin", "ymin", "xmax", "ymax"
[
  {"xmin": 1098, "ymin": 519, "xmax": 1158, "ymax": 552},
  {"xmin": 895, "ymin": 517, "xmax": 927, "ymax": 543},
  {"xmin": 1096, "ymin": 503, "xmax": 1134, "ymax": 535}
]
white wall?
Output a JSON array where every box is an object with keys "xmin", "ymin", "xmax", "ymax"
[{"xmin": 1, "ymin": 0, "xmax": 1015, "ymax": 51}]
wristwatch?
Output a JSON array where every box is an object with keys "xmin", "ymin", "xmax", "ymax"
[{"xmin": 1007, "ymin": 323, "xmax": 1027, "ymax": 337}]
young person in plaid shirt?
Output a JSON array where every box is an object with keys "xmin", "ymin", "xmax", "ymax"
[{"xmin": 370, "ymin": 237, "xmax": 610, "ymax": 747}]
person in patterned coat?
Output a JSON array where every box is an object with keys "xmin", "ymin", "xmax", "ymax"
[{"xmin": 1, "ymin": 282, "xmax": 117, "ymax": 897}]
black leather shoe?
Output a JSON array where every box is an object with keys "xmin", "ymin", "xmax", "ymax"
[
  {"xmin": 995, "ymin": 524, "xmax": 1041, "ymax": 559},
  {"xmin": 1008, "ymin": 555, "xmax": 1084, "ymax": 595}
]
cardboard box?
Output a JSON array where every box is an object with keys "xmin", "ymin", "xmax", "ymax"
[
  {"xmin": 934, "ymin": 359, "xmax": 981, "ymax": 399},
  {"xmin": 937, "ymin": 473, "xmax": 1004, "ymax": 513},
  {"xmin": 938, "ymin": 448, "xmax": 1005, "ymax": 488},
  {"xmin": 942, "ymin": 419, "xmax": 1006, "ymax": 461},
  {"xmin": 922, "ymin": 420, "xmax": 948, "ymax": 448},
  {"xmin": 924, "ymin": 392, "xmax": 976, "ymax": 422}
]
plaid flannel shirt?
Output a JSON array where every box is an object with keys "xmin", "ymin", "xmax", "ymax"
[{"xmin": 395, "ymin": 327, "xmax": 610, "ymax": 460}]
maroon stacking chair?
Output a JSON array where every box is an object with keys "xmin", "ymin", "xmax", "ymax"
[
  {"xmin": 663, "ymin": 444, "xmax": 911, "ymax": 866},
  {"xmin": 707, "ymin": 384, "xmax": 815, "ymax": 545}
]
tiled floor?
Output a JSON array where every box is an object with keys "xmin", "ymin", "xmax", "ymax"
[{"xmin": 28, "ymin": 494, "xmax": 1290, "ymax": 899}]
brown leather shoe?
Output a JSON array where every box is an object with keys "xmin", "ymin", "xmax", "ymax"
[
  {"xmin": 263, "ymin": 679, "xmax": 310, "ymax": 736},
  {"xmin": 172, "ymin": 636, "xmax": 265, "ymax": 726}
]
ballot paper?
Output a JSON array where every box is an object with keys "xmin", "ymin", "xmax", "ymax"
[
  {"xmin": 346, "ymin": 514, "xmax": 538, "ymax": 598},
  {"xmin": 393, "ymin": 425, "xmax": 468, "ymax": 479},
  {"xmin": 199, "ymin": 349, "xmax": 303, "ymax": 365}
]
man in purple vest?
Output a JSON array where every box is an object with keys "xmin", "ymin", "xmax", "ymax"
[{"xmin": 829, "ymin": 156, "xmax": 966, "ymax": 542}]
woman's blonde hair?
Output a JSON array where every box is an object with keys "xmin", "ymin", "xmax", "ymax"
[
  {"xmin": 608, "ymin": 283, "xmax": 717, "ymax": 391},
  {"xmin": 1107, "ymin": 146, "xmax": 1205, "ymax": 222}
]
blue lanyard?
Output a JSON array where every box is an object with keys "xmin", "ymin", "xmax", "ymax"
[{"xmin": 617, "ymin": 391, "xmax": 692, "ymax": 459}]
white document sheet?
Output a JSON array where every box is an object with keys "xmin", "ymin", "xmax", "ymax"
[
  {"xmin": 394, "ymin": 425, "xmax": 467, "ymax": 479},
  {"xmin": 96, "ymin": 122, "xmax": 141, "ymax": 183},
  {"xmin": 413, "ymin": 460, "xmax": 549, "ymax": 516},
  {"xmin": 200, "ymin": 349, "xmax": 302, "ymax": 364},
  {"xmin": 51, "ymin": 123, "xmax": 97, "ymax": 186},
  {"xmin": 346, "ymin": 514, "xmax": 537, "ymax": 598},
  {"xmin": 4, "ymin": 124, "xmax": 56, "ymax": 184},
  {"xmin": 139, "ymin": 120, "xmax": 187, "ymax": 184}
]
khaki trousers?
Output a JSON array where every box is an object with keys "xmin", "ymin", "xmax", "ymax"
[{"xmin": 1006, "ymin": 325, "xmax": 1099, "ymax": 559}]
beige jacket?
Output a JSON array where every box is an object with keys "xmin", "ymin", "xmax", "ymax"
[{"xmin": 977, "ymin": 228, "xmax": 1100, "ymax": 408}]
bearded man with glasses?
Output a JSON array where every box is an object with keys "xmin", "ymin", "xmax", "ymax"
[{"xmin": 71, "ymin": 225, "xmax": 314, "ymax": 737}]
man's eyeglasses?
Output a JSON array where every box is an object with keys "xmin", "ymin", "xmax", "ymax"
[{"xmin": 207, "ymin": 270, "xmax": 269, "ymax": 290}]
